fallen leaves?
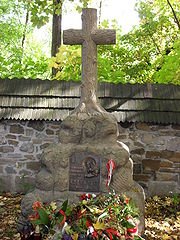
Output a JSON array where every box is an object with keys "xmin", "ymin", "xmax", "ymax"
[
  {"xmin": 0, "ymin": 193, "xmax": 22, "ymax": 240},
  {"xmin": 0, "ymin": 193, "xmax": 179, "ymax": 240},
  {"xmin": 144, "ymin": 195, "xmax": 180, "ymax": 240}
]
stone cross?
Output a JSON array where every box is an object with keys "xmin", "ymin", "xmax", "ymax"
[{"xmin": 63, "ymin": 8, "xmax": 116, "ymax": 112}]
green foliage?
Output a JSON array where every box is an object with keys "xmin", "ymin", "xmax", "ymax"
[
  {"xmin": 154, "ymin": 39, "xmax": 180, "ymax": 84},
  {"xmin": 133, "ymin": 0, "xmax": 180, "ymax": 84},
  {"xmin": 0, "ymin": 0, "xmax": 50, "ymax": 79},
  {"xmin": 52, "ymin": 0, "xmax": 180, "ymax": 84},
  {"xmin": 29, "ymin": 193, "xmax": 143, "ymax": 239},
  {"xmin": 0, "ymin": 0, "xmax": 93, "ymax": 80},
  {"xmin": 0, "ymin": 0, "xmax": 179, "ymax": 83},
  {"xmin": 0, "ymin": 45, "xmax": 50, "ymax": 79},
  {"xmin": 19, "ymin": 0, "xmax": 56, "ymax": 28},
  {"xmin": 73, "ymin": 0, "xmax": 93, "ymax": 12},
  {"xmin": 29, "ymin": 199, "xmax": 69, "ymax": 235},
  {"xmin": 49, "ymin": 45, "xmax": 81, "ymax": 81},
  {"xmin": 19, "ymin": 0, "xmax": 92, "ymax": 28}
]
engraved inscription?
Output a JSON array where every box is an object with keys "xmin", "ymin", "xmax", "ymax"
[{"xmin": 69, "ymin": 152, "xmax": 100, "ymax": 192}]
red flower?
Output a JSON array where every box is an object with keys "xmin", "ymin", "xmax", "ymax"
[
  {"xmin": 77, "ymin": 209, "xmax": 86, "ymax": 219},
  {"xmin": 125, "ymin": 198, "xmax": 129, "ymax": 204},
  {"xmin": 127, "ymin": 226, "xmax": 138, "ymax": 234},
  {"xmin": 105, "ymin": 228, "xmax": 121, "ymax": 240},
  {"xmin": 126, "ymin": 217, "xmax": 138, "ymax": 235},
  {"xmin": 86, "ymin": 219, "xmax": 92, "ymax": 228},
  {"xmin": 80, "ymin": 194, "xmax": 86, "ymax": 200},
  {"xmin": 32, "ymin": 201, "xmax": 42, "ymax": 211},
  {"xmin": 92, "ymin": 230, "xmax": 98, "ymax": 238},
  {"xmin": 28, "ymin": 211, "xmax": 39, "ymax": 221},
  {"xmin": 80, "ymin": 193, "xmax": 92, "ymax": 201},
  {"xmin": 59, "ymin": 209, "xmax": 66, "ymax": 225},
  {"xmin": 87, "ymin": 193, "xmax": 92, "ymax": 199}
]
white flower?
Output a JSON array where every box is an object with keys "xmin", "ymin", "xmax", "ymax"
[
  {"xmin": 87, "ymin": 226, "xmax": 94, "ymax": 235},
  {"xmin": 61, "ymin": 222, "xmax": 69, "ymax": 234}
]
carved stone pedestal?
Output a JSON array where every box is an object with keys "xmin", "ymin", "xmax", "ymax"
[{"xmin": 19, "ymin": 112, "xmax": 145, "ymax": 233}]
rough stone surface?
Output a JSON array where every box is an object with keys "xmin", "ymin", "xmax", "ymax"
[
  {"xmin": 10, "ymin": 124, "xmax": 24, "ymax": 134},
  {"xmin": 133, "ymin": 163, "xmax": 142, "ymax": 174},
  {"xmin": 46, "ymin": 129, "xmax": 54, "ymax": 135},
  {"xmin": 0, "ymin": 120, "xmax": 60, "ymax": 195},
  {"xmin": 160, "ymin": 159, "xmax": 173, "ymax": 167},
  {"xmin": 167, "ymin": 137, "xmax": 180, "ymax": 151},
  {"xmin": 148, "ymin": 181, "xmax": 179, "ymax": 196},
  {"xmin": 0, "ymin": 175, "xmax": 15, "ymax": 192},
  {"xmin": 19, "ymin": 112, "xmax": 145, "ymax": 234},
  {"xmin": 26, "ymin": 161, "xmax": 41, "ymax": 171},
  {"xmin": 156, "ymin": 172, "xmax": 179, "ymax": 181},
  {"xmin": 7, "ymin": 140, "xmax": 19, "ymax": 146},
  {"xmin": 20, "ymin": 142, "xmax": 34, "ymax": 153},
  {"xmin": 18, "ymin": 136, "xmax": 31, "ymax": 141},
  {"xmin": 15, "ymin": 176, "xmax": 35, "ymax": 193},
  {"xmin": 142, "ymin": 159, "xmax": 161, "ymax": 171},
  {"xmin": 5, "ymin": 165, "xmax": 17, "ymax": 174},
  {"xmin": 0, "ymin": 146, "xmax": 14, "ymax": 153},
  {"xmin": 133, "ymin": 174, "xmax": 151, "ymax": 182},
  {"xmin": 0, "ymin": 120, "xmax": 179, "ymax": 196},
  {"xmin": 135, "ymin": 123, "xmax": 150, "ymax": 131},
  {"xmin": 169, "ymin": 152, "xmax": 180, "ymax": 162},
  {"xmin": 27, "ymin": 121, "xmax": 45, "ymax": 131},
  {"xmin": 5, "ymin": 134, "xmax": 17, "ymax": 139},
  {"xmin": 0, "ymin": 120, "xmax": 180, "ymax": 235}
]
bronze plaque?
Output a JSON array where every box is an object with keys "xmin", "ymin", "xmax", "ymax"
[{"xmin": 69, "ymin": 152, "xmax": 100, "ymax": 192}]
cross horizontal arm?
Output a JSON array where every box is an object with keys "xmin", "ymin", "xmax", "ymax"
[
  {"xmin": 63, "ymin": 29, "xmax": 83, "ymax": 45},
  {"xmin": 92, "ymin": 29, "xmax": 116, "ymax": 45}
]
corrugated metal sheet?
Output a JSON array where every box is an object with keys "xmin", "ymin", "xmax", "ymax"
[{"xmin": 0, "ymin": 79, "xmax": 179, "ymax": 124}]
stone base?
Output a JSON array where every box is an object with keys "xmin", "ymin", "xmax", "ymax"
[{"xmin": 18, "ymin": 112, "xmax": 145, "ymax": 234}]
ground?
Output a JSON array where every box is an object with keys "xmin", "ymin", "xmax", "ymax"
[{"xmin": 0, "ymin": 193, "xmax": 179, "ymax": 240}]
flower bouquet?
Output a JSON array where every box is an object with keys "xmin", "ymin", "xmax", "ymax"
[{"xmin": 29, "ymin": 192, "xmax": 144, "ymax": 240}]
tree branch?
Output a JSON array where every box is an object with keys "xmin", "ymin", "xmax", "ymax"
[{"xmin": 167, "ymin": 0, "xmax": 180, "ymax": 30}]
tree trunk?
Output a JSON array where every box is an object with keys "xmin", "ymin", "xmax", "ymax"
[
  {"xmin": 22, "ymin": 8, "xmax": 29, "ymax": 49},
  {"xmin": 51, "ymin": 0, "xmax": 62, "ymax": 76},
  {"xmin": 98, "ymin": 0, "xmax": 103, "ymax": 26}
]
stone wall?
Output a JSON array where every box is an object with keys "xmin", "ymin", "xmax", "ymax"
[
  {"xmin": 118, "ymin": 122, "xmax": 180, "ymax": 196},
  {"xmin": 0, "ymin": 120, "xmax": 59, "ymax": 193},
  {"xmin": 0, "ymin": 119, "xmax": 179, "ymax": 196}
]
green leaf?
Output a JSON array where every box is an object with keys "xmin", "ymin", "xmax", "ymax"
[
  {"xmin": 61, "ymin": 199, "xmax": 68, "ymax": 212},
  {"xmin": 122, "ymin": 220, "xmax": 136, "ymax": 229},
  {"xmin": 37, "ymin": 208, "xmax": 50, "ymax": 226}
]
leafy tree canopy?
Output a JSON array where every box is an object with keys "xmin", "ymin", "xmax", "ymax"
[
  {"xmin": 0, "ymin": 0, "xmax": 179, "ymax": 84},
  {"xmin": 51, "ymin": 0, "xmax": 179, "ymax": 84},
  {"xmin": 0, "ymin": 0, "xmax": 50, "ymax": 79},
  {"xmin": 19, "ymin": 0, "xmax": 93, "ymax": 28}
]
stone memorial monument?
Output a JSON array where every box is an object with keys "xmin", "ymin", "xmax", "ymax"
[{"xmin": 19, "ymin": 8, "xmax": 145, "ymax": 234}]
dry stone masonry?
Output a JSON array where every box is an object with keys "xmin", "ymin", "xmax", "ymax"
[
  {"xmin": 0, "ymin": 120, "xmax": 59, "ymax": 192},
  {"xmin": 119, "ymin": 122, "xmax": 180, "ymax": 196},
  {"xmin": 0, "ymin": 120, "xmax": 179, "ymax": 195}
]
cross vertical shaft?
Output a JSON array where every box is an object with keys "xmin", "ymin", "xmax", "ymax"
[
  {"xmin": 81, "ymin": 9, "xmax": 97, "ymax": 102},
  {"xmin": 63, "ymin": 8, "xmax": 116, "ymax": 114}
]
